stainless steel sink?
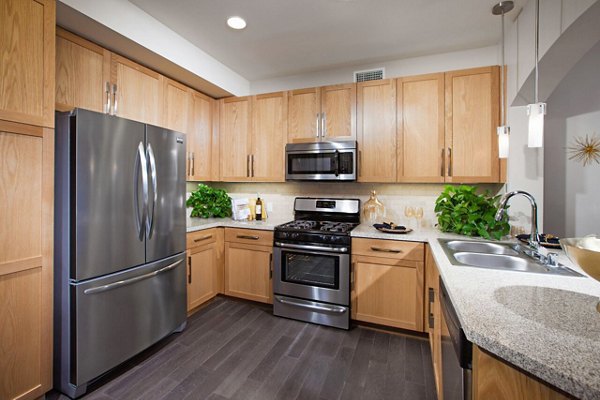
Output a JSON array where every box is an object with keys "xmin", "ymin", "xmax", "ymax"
[
  {"xmin": 438, "ymin": 239, "xmax": 583, "ymax": 277},
  {"xmin": 446, "ymin": 240, "xmax": 519, "ymax": 255}
]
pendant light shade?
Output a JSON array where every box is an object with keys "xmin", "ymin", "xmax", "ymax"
[
  {"xmin": 527, "ymin": 102, "xmax": 546, "ymax": 148},
  {"xmin": 527, "ymin": 0, "xmax": 546, "ymax": 148},
  {"xmin": 493, "ymin": 1, "xmax": 513, "ymax": 159}
]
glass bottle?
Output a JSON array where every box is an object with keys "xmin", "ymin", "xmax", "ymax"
[{"xmin": 362, "ymin": 191, "xmax": 385, "ymax": 223}]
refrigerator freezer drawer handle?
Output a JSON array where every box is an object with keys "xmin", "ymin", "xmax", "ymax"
[
  {"xmin": 134, "ymin": 142, "xmax": 148, "ymax": 241},
  {"xmin": 83, "ymin": 259, "xmax": 183, "ymax": 295},
  {"xmin": 275, "ymin": 296, "xmax": 346, "ymax": 314},
  {"xmin": 146, "ymin": 143, "xmax": 158, "ymax": 239}
]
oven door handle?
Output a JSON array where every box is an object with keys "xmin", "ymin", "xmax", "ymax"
[
  {"xmin": 275, "ymin": 296, "xmax": 347, "ymax": 314},
  {"xmin": 274, "ymin": 242, "xmax": 349, "ymax": 253}
]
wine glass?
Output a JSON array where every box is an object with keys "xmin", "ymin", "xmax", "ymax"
[
  {"xmin": 404, "ymin": 206, "xmax": 415, "ymax": 229},
  {"xmin": 414, "ymin": 207, "xmax": 424, "ymax": 229}
]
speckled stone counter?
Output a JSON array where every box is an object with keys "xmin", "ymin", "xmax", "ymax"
[
  {"xmin": 186, "ymin": 217, "xmax": 290, "ymax": 233},
  {"xmin": 188, "ymin": 219, "xmax": 600, "ymax": 399}
]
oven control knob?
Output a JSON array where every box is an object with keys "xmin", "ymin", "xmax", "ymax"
[{"xmin": 291, "ymin": 233, "xmax": 300, "ymax": 239}]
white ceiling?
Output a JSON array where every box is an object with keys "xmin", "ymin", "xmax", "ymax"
[{"xmin": 129, "ymin": 0, "xmax": 525, "ymax": 81}]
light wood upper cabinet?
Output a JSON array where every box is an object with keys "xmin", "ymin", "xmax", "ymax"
[
  {"xmin": 351, "ymin": 238, "xmax": 424, "ymax": 332},
  {"xmin": 163, "ymin": 78, "xmax": 191, "ymax": 134},
  {"xmin": 111, "ymin": 54, "xmax": 164, "ymax": 127},
  {"xmin": 445, "ymin": 66, "xmax": 500, "ymax": 183},
  {"xmin": 398, "ymin": 73, "xmax": 445, "ymax": 183},
  {"xmin": 357, "ymin": 79, "xmax": 397, "ymax": 182},
  {"xmin": 0, "ymin": 0, "xmax": 55, "ymax": 128},
  {"xmin": 56, "ymin": 28, "xmax": 110, "ymax": 114},
  {"xmin": 288, "ymin": 84, "xmax": 356, "ymax": 143},
  {"xmin": 220, "ymin": 96, "xmax": 252, "ymax": 181},
  {"xmin": 251, "ymin": 92, "xmax": 287, "ymax": 182},
  {"xmin": 287, "ymin": 88, "xmax": 321, "ymax": 142},
  {"xmin": 220, "ymin": 93, "xmax": 287, "ymax": 182},
  {"xmin": 321, "ymin": 83, "xmax": 356, "ymax": 141},
  {"xmin": 188, "ymin": 90, "xmax": 216, "ymax": 181}
]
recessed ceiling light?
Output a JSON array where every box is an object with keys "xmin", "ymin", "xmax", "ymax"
[{"xmin": 227, "ymin": 16, "xmax": 246, "ymax": 30}]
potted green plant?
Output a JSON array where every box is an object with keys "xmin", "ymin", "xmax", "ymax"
[
  {"xmin": 434, "ymin": 185, "xmax": 510, "ymax": 240},
  {"xmin": 186, "ymin": 184, "xmax": 232, "ymax": 218}
]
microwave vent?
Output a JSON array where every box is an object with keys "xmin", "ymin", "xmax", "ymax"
[{"xmin": 354, "ymin": 68, "xmax": 384, "ymax": 83}]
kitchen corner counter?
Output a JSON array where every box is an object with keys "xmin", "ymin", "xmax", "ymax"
[{"xmin": 187, "ymin": 219, "xmax": 600, "ymax": 398}]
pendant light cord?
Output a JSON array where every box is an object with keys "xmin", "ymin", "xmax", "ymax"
[
  {"xmin": 534, "ymin": 0, "xmax": 539, "ymax": 104},
  {"xmin": 500, "ymin": 11, "xmax": 505, "ymax": 125}
]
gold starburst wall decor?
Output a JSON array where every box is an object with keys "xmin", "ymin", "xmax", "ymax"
[{"xmin": 567, "ymin": 134, "xmax": 600, "ymax": 166}]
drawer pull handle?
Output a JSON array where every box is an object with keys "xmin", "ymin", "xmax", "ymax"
[
  {"xmin": 237, "ymin": 234, "xmax": 260, "ymax": 240},
  {"xmin": 194, "ymin": 235, "xmax": 213, "ymax": 242},
  {"xmin": 370, "ymin": 246, "xmax": 402, "ymax": 253}
]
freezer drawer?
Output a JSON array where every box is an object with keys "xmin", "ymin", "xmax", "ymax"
[{"xmin": 69, "ymin": 252, "xmax": 186, "ymax": 389}]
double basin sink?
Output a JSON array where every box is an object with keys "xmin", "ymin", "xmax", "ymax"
[{"xmin": 438, "ymin": 239, "xmax": 583, "ymax": 277}]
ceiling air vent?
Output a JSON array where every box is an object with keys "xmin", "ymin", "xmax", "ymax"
[{"xmin": 354, "ymin": 68, "xmax": 385, "ymax": 83}]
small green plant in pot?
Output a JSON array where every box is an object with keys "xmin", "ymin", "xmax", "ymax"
[
  {"xmin": 434, "ymin": 185, "xmax": 510, "ymax": 240},
  {"xmin": 186, "ymin": 184, "xmax": 232, "ymax": 218}
]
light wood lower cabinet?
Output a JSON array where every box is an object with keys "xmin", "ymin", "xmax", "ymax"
[
  {"xmin": 0, "ymin": 122, "xmax": 54, "ymax": 400},
  {"xmin": 224, "ymin": 228, "xmax": 273, "ymax": 304},
  {"xmin": 473, "ymin": 346, "xmax": 570, "ymax": 400},
  {"xmin": 426, "ymin": 245, "xmax": 443, "ymax": 399},
  {"xmin": 186, "ymin": 229, "xmax": 223, "ymax": 312},
  {"xmin": 351, "ymin": 238, "xmax": 424, "ymax": 331}
]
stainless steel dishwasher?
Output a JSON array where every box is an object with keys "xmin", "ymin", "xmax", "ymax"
[{"xmin": 440, "ymin": 278, "xmax": 473, "ymax": 400}]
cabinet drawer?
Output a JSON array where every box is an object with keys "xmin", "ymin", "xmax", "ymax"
[
  {"xmin": 187, "ymin": 228, "xmax": 218, "ymax": 249},
  {"xmin": 225, "ymin": 228, "xmax": 273, "ymax": 246},
  {"xmin": 352, "ymin": 238, "xmax": 424, "ymax": 261}
]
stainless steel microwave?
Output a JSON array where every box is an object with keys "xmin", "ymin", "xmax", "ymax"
[{"xmin": 285, "ymin": 141, "xmax": 357, "ymax": 181}]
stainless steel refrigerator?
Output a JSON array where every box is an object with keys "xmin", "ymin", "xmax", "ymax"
[{"xmin": 54, "ymin": 109, "xmax": 187, "ymax": 398}]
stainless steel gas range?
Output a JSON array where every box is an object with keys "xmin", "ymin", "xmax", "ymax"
[{"xmin": 273, "ymin": 198, "xmax": 360, "ymax": 329}]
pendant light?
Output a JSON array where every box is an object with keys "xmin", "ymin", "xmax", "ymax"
[
  {"xmin": 527, "ymin": 0, "xmax": 546, "ymax": 147},
  {"xmin": 493, "ymin": 1, "xmax": 514, "ymax": 159}
]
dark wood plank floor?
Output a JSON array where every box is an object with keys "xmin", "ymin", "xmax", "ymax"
[{"xmin": 48, "ymin": 297, "xmax": 436, "ymax": 400}]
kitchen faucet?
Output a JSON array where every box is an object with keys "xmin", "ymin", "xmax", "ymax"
[{"xmin": 495, "ymin": 190, "xmax": 541, "ymax": 249}]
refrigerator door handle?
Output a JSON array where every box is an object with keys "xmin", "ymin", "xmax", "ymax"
[
  {"xmin": 82, "ymin": 259, "xmax": 183, "ymax": 295},
  {"xmin": 146, "ymin": 143, "xmax": 158, "ymax": 239},
  {"xmin": 134, "ymin": 141, "xmax": 148, "ymax": 241}
]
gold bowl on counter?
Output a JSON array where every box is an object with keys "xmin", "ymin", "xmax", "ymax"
[{"xmin": 560, "ymin": 235, "xmax": 600, "ymax": 312}]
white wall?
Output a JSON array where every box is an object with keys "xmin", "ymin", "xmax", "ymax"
[
  {"xmin": 544, "ymin": 41, "xmax": 600, "ymax": 237},
  {"xmin": 250, "ymin": 46, "xmax": 499, "ymax": 94}
]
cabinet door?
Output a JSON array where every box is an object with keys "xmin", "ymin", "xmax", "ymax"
[
  {"xmin": 445, "ymin": 66, "xmax": 500, "ymax": 183},
  {"xmin": 56, "ymin": 28, "xmax": 110, "ymax": 113},
  {"xmin": 352, "ymin": 255, "xmax": 424, "ymax": 331},
  {"xmin": 321, "ymin": 84, "xmax": 356, "ymax": 141},
  {"xmin": 398, "ymin": 74, "xmax": 445, "ymax": 182},
  {"xmin": 0, "ymin": 0, "xmax": 55, "ymax": 128},
  {"xmin": 220, "ymin": 97, "xmax": 252, "ymax": 181},
  {"xmin": 357, "ymin": 79, "xmax": 397, "ymax": 182},
  {"xmin": 426, "ymin": 246, "xmax": 443, "ymax": 398},
  {"xmin": 0, "ymin": 122, "xmax": 53, "ymax": 400},
  {"xmin": 163, "ymin": 78, "xmax": 190, "ymax": 134},
  {"xmin": 224, "ymin": 242, "xmax": 272, "ymax": 304},
  {"xmin": 251, "ymin": 92, "xmax": 287, "ymax": 182},
  {"xmin": 188, "ymin": 91, "xmax": 214, "ymax": 181},
  {"xmin": 288, "ymin": 88, "xmax": 321, "ymax": 142},
  {"xmin": 187, "ymin": 244, "xmax": 218, "ymax": 311},
  {"xmin": 112, "ymin": 54, "xmax": 163, "ymax": 126}
]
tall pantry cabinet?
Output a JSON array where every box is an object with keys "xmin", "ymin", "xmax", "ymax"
[{"xmin": 0, "ymin": 1, "xmax": 55, "ymax": 400}]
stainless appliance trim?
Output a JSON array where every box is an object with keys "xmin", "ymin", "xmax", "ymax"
[
  {"xmin": 273, "ymin": 294, "xmax": 350, "ymax": 330},
  {"xmin": 294, "ymin": 197, "xmax": 361, "ymax": 214},
  {"xmin": 146, "ymin": 143, "xmax": 157, "ymax": 239},
  {"xmin": 273, "ymin": 246, "xmax": 350, "ymax": 306},
  {"xmin": 82, "ymin": 259, "xmax": 182, "ymax": 295},
  {"xmin": 286, "ymin": 141, "xmax": 356, "ymax": 152},
  {"xmin": 275, "ymin": 295, "xmax": 346, "ymax": 314},
  {"xmin": 134, "ymin": 141, "xmax": 148, "ymax": 241},
  {"xmin": 274, "ymin": 242, "xmax": 348, "ymax": 253}
]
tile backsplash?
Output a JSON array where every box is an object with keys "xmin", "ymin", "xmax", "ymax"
[{"xmin": 186, "ymin": 182, "xmax": 504, "ymax": 230}]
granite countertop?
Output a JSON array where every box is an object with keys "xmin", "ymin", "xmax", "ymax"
[{"xmin": 187, "ymin": 218, "xmax": 600, "ymax": 399}]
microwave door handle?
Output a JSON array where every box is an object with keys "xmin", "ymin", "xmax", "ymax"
[{"xmin": 334, "ymin": 150, "xmax": 340, "ymax": 177}]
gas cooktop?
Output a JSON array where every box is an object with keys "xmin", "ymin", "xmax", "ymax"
[{"xmin": 275, "ymin": 220, "xmax": 359, "ymax": 234}]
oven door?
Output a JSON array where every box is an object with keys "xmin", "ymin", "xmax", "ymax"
[
  {"xmin": 273, "ymin": 245, "xmax": 350, "ymax": 305},
  {"xmin": 285, "ymin": 150, "xmax": 356, "ymax": 181}
]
